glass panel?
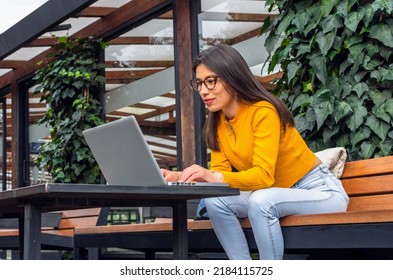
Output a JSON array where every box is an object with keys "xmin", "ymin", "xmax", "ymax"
[
  {"xmin": 199, "ymin": 0, "xmax": 279, "ymax": 77},
  {"xmin": 29, "ymin": 84, "xmax": 51, "ymax": 184},
  {"xmin": 198, "ymin": 0, "xmax": 280, "ymax": 158},
  {"xmin": 104, "ymin": 9, "xmax": 177, "ymax": 169}
]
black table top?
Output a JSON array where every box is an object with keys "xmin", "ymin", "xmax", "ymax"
[{"xmin": 0, "ymin": 183, "xmax": 240, "ymax": 214}]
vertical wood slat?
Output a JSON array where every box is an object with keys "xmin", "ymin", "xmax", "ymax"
[
  {"xmin": 174, "ymin": 0, "xmax": 195, "ymax": 169},
  {"xmin": 10, "ymin": 81, "xmax": 17, "ymax": 189}
]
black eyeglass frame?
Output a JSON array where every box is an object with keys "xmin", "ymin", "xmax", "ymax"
[{"xmin": 189, "ymin": 75, "xmax": 220, "ymax": 92}]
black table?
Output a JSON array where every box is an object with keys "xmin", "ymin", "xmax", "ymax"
[{"xmin": 0, "ymin": 183, "xmax": 239, "ymax": 260}]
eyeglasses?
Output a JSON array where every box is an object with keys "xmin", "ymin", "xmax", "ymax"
[{"xmin": 189, "ymin": 75, "xmax": 220, "ymax": 92}]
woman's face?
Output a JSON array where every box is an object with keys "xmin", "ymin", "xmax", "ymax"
[{"xmin": 195, "ymin": 64, "xmax": 238, "ymax": 119}]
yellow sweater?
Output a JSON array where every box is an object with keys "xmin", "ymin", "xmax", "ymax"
[{"xmin": 210, "ymin": 101, "xmax": 316, "ymax": 191}]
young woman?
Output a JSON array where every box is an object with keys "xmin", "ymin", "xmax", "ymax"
[{"xmin": 161, "ymin": 44, "xmax": 349, "ymax": 260}]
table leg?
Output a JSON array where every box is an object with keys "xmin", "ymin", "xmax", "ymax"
[
  {"xmin": 18, "ymin": 215, "xmax": 24, "ymax": 259},
  {"xmin": 23, "ymin": 203, "xmax": 41, "ymax": 260},
  {"xmin": 172, "ymin": 200, "xmax": 188, "ymax": 259}
]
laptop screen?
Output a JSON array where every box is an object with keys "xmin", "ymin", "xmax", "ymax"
[
  {"xmin": 83, "ymin": 116, "xmax": 229, "ymax": 188},
  {"xmin": 82, "ymin": 116, "xmax": 168, "ymax": 186}
]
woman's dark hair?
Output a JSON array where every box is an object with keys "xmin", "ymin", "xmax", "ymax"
[{"xmin": 192, "ymin": 44, "xmax": 295, "ymax": 151}]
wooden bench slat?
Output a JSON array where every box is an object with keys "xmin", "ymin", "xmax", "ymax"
[
  {"xmin": 0, "ymin": 207, "xmax": 105, "ymax": 255},
  {"xmin": 0, "ymin": 226, "xmax": 72, "ymax": 237},
  {"xmin": 342, "ymin": 174, "xmax": 393, "ymax": 196},
  {"xmin": 347, "ymin": 194, "xmax": 393, "ymax": 211},
  {"xmin": 280, "ymin": 209, "xmax": 393, "ymax": 227},
  {"xmin": 76, "ymin": 223, "xmax": 173, "ymax": 235},
  {"xmin": 58, "ymin": 208, "xmax": 102, "ymax": 219},
  {"xmin": 42, "ymin": 229, "xmax": 74, "ymax": 237},
  {"xmin": 0, "ymin": 229, "xmax": 19, "ymax": 237},
  {"xmin": 58, "ymin": 216, "xmax": 102, "ymax": 229},
  {"xmin": 74, "ymin": 208, "xmax": 393, "ymax": 238},
  {"xmin": 341, "ymin": 155, "xmax": 393, "ymax": 179}
]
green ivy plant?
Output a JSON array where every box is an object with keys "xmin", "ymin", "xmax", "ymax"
[
  {"xmin": 33, "ymin": 35, "xmax": 107, "ymax": 183},
  {"xmin": 261, "ymin": 0, "xmax": 393, "ymax": 161}
]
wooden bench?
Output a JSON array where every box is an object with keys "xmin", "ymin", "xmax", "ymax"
[
  {"xmin": 0, "ymin": 207, "xmax": 109, "ymax": 259},
  {"xmin": 0, "ymin": 212, "xmax": 63, "ymax": 251},
  {"xmin": 73, "ymin": 155, "xmax": 393, "ymax": 259}
]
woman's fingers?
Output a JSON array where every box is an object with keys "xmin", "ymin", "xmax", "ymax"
[{"xmin": 180, "ymin": 165, "xmax": 208, "ymax": 182}]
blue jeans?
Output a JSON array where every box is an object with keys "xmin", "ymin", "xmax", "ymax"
[{"xmin": 204, "ymin": 164, "xmax": 349, "ymax": 260}]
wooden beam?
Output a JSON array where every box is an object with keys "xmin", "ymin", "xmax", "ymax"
[
  {"xmin": 105, "ymin": 60, "xmax": 174, "ymax": 68},
  {"xmin": 0, "ymin": 0, "xmax": 169, "ymax": 90},
  {"xmin": 0, "ymin": 0, "xmax": 98, "ymax": 60},
  {"xmin": 73, "ymin": 0, "xmax": 169, "ymax": 39},
  {"xmin": 10, "ymin": 81, "xmax": 17, "ymax": 188},
  {"xmin": 200, "ymin": 12, "xmax": 275, "ymax": 22},
  {"xmin": 105, "ymin": 69, "xmax": 163, "ymax": 83},
  {"xmin": 25, "ymin": 38, "xmax": 57, "ymax": 47},
  {"xmin": 109, "ymin": 36, "xmax": 173, "ymax": 45},
  {"xmin": 229, "ymin": 28, "xmax": 261, "ymax": 46},
  {"xmin": 77, "ymin": 6, "xmax": 116, "ymax": 17},
  {"xmin": 147, "ymin": 140, "xmax": 176, "ymax": 151},
  {"xmin": 136, "ymin": 104, "xmax": 176, "ymax": 121},
  {"xmin": 0, "ymin": 60, "xmax": 25, "ymax": 68}
]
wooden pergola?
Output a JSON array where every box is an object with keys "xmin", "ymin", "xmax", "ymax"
[{"xmin": 0, "ymin": 0, "xmax": 277, "ymax": 189}]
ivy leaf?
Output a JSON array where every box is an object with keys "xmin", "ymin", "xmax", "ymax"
[
  {"xmin": 309, "ymin": 53, "xmax": 328, "ymax": 84},
  {"xmin": 344, "ymin": 8, "xmax": 366, "ymax": 33},
  {"xmin": 334, "ymin": 101, "xmax": 353, "ymax": 123},
  {"xmin": 365, "ymin": 115, "xmax": 390, "ymax": 141},
  {"xmin": 370, "ymin": 89, "xmax": 392, "ymax": 107},
  {"xmin": 379, "ymin": 139, "xmax": 393, "ymax": 156},
  {"xmin": 352, "ymin": 82, "xmax": 369, "ymax": 98},
  {"xmin": 260, "ymin": 16, "xmax": 272, "ymax": 35},
  {"xmin": 314, "ymin": 101, "xmax": 333, "ymax": 129},
  {"xmin": 337, "ymin": 0, "xmax": 349, "ymax": 17},
  {"xmin": 311, "ymin": 89, "xmax": 333, "ymax": 129},
  {"xmin": 348, "ymin": 43, "xmax": 367, "ymax": 63},
  {"xmin": 321, "ymin": 0, "xmax": 341, "ymax": 16},
  {"xmin": 71, "ymin": 163, "xmax": 84, "ymax": 176},
  {"xmin": 350, "ymin": 126, "xmax": 371, "ymax": 146},
  {"xmin": 321, "ymin": 14, "xmax": 343, "ymax": 33},
  {"xmin": 316, "ymin": 28, "xmax": 337, "ymax": 56},
  {"xmin": 368, "ymin": 24, "xmax": 393, "ymax": 48},
  {"xmin": 307, "ymin": 139, "xmax": 327, "ymax": 153},
  {"xmin": 372, "ymin": 104, "xmax": 391, "ymax": 123},
  {"xmin": 336, "ymin": 133, "xmax": 350, "ymax": 147},
  {"xmin": 360, "ymin": 141, "xmax": 377, "ymax": 159},
  {"xmin": 322, "ymin": 126, "xmax": 339, "ymax": 144},
  {"xmin": 302, "ymin": 80, "xmax": 314, "ymax": 93},
  {"xmin": 292, "ymin": 12, "xmax": 311, "ymax": 35},
  {"xmin": 295, "ymin": 111, "xmax": 316, "ymax": 134},
  {"xmin": 384, "ymin": 99, "xmax": 393, "ymax": 117},
  {"xmin": 371, "ymin": 0, "xmax": 393, "ymax": 13},
  {"xmin": 293, "ymin": 94, "xmax": 312, "ymax": 111},
  {"xmin": 326, "ymin": 76, "xmax": 344, "ymax": 98},
  {"xmin": 265, "ymin": 34, "xmax": 281, "ymax": 55},
  {"xmin": 346, "ymin": 105, "xmax": 367, "ymax": 131},
  {"xmin": 295, "ymin": 44, "xmax": 311, "ymax": 58},
  {"xmin": 287, "ymin": 61, "xmax": 301, "ymax": 84},
  {"xmin": 276, "ymin": 10, "xmax": 295, "ymax": 34}
]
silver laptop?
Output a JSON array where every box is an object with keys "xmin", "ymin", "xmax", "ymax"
[{"xmin": 82, "ymin": 116, "xmax": 229, "ymax": 187}]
